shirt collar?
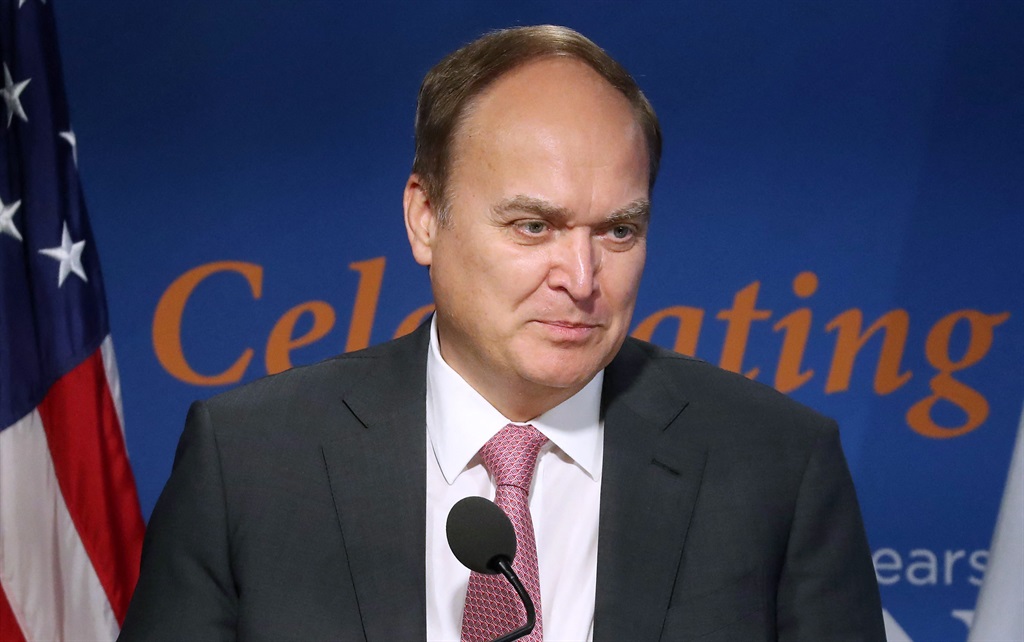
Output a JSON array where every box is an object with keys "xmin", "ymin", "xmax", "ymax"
[{"xmin": 426, "ymin": 316, "xmax": 603, "ymax": 485}]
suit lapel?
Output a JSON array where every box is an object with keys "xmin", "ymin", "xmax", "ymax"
[
  {"xmin": 317, "ymin": 329, "xmax": 704, "ymax": 640},
  {"xmin": 595, "ymin": 340, "xmax": 708, "ymax": 641},
  {"xmin": 320, "ymin": 324, "xmax": 430, "ymax": 642}
]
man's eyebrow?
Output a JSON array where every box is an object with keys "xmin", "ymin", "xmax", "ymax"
[
  {"xmin": 606, "ymin": 199, "xmax": 651, "ymax": 225},
  {"xmin": 492, "ymin": 195, "xmax": 573, "ymax": 222},
  {"xmin": 492, "ymin": 195, "xmax": 651, "ymax": 225}
]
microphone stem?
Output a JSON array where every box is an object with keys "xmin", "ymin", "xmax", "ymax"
[{"xmin": 489, "ymin": 557, "xmax": 536, "ymax": 642}]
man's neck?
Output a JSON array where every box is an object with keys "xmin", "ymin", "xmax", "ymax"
[{"xmin": 486, "ymin": 380, "xmax": 584, "ymax": 422}]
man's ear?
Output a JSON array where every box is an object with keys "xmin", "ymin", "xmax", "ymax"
[{"xmin": 403, "ymin": 174, "xmax": 438, "ymax": 267}]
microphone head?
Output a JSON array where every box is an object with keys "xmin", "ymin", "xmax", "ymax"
[{"xmin": 446, "ymin": 496, "xmax": 517, "ymax": 574}]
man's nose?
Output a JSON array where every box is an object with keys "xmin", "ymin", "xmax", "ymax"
[{"xmin": 547, "ymin": 231, "xmax": 599, "ymax": 300}]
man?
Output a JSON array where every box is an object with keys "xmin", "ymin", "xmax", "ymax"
[{"xmin": 120, "ymin": 25, "xmax": 885, "ymax": 641}]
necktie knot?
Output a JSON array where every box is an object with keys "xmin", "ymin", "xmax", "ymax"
[{"xmin": 479, "ymin": 423, "xmax": 548, "ymax": 492}]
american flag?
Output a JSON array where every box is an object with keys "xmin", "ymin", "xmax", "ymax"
[{"xmin": 0, "ymin": 1, "xmax": 145, "ymax": 640}]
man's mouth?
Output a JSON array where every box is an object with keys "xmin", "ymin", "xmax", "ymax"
[{"xmin": 533, "ymin": 320, "xmax": 601, "ymax": 341}]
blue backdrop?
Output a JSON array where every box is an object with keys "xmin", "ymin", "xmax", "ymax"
[{"xmin": 52, "ymin": 2, "xmax": 1023, "ymax": 639}]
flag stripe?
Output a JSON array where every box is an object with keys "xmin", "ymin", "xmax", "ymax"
[
  {"xmin": 36, "ymin": 346, "xmax": 145, "ymax": 625},
  {"xmin": 100, "ymin": 336, "xmax": 126, "ymax": 432},
  {"xmin": 0, "ymin": 581, "xmax": 28, "ymax": 642},
  {"xmin": 0, "ymin": 410, "xmax": 119, "ymax": 641}
]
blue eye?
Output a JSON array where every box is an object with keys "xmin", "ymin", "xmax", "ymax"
[
  {"xmin": 611, "ymin": 225, "xmax": 633, "ymax": 239},
  {"xmin": 522, "ymin": 221, "xmax": 547, "ymax": 234}
]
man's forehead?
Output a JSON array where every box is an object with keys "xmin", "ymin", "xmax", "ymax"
[
  {"xmin": 452, "ymin": 59, "xmax": 631, "ymax": 140},
  {"xmin": 469, "ymin": 57, "xmax": 627, "ymax": 119}
]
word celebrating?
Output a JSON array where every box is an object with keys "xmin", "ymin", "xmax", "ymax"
[
  {"xmin": 153, "ymin": 258, "xmax": 431, "ymax": 383},
  {"xmin": 152, "ymin": 259, "xmax": 1010, "ymax": 440},
  {"xmin": 631, "ymin": 271, "xmax": 1009, "ymax": 440}
]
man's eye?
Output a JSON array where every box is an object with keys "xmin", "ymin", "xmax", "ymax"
[
  {"xmin": 610, "ymin": 225, "xmax": 634, "ymax": 240},
  {"xmin": 520, "ymin": 221, "xmax": 548, "ymax": 235}
]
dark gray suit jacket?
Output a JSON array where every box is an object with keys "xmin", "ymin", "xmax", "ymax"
[{"xmin": 120, "ymin": 323, "xmax": 885, "ymax": 641}]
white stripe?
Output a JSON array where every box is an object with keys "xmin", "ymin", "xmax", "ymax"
[
  {"xmin": 99, "ymin": 336, "xmax": 125, "ymax": 434},
  {"xmin": 0, "ymin": 410, "xmax": 119, "ymax": 641},
  {"xmin": 969, "ymin": 401, "xmax": 1024, "ymax": 641},
  {"xmin": 883, "ymin": 608, "xmax": 913, "ymax": 641}
]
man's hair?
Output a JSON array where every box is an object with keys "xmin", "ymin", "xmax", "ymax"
[{"xmin": 412, "ymin": 25, "xmax": 662, "ymax": 223}]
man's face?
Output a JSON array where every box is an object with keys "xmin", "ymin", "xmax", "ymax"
[{"xmin": 405, "ymin": 57, "xmax": 650, "ymax": 419}]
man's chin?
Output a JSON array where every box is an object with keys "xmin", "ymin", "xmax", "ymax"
[
  {"xmin": 519, "ymin": 360, "xmax": 604, "ymax": 393},
  {"xmin": 508, "ymin": 338, "xmax": 619, "ymax": 391}
]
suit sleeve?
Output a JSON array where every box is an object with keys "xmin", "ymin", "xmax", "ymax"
[
  {"xmin": 776, "ymin": 425, "xmax": 886, "ymax": 641},
  {"xmin": 118, "ymin": 401, "xmax": 237, "ymax": 641}
]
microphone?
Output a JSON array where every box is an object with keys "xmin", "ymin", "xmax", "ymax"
[{"xmin": 446, "ymin": 496, "xmax": 537, "ymax": 642}]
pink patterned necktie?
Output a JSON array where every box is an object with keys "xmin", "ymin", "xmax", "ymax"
[{"xmin": 461, "ymin": 423, "xmax": 548, "ymax": 642}]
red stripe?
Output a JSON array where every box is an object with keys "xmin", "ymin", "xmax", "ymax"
[
  {"xmin": 0, "ymin": 582, "xmax": 27, "ymax": 642},
  {"xmin": 37, "ymin": 348, "xmax": 145, "ymax": 625}
]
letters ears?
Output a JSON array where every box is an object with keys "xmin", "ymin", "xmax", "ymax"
[{"xmin": 403, "ymin": 174, "xmax": 438, "ymax": 267}]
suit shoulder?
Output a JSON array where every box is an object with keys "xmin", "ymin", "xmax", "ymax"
[
  {"xmin": 199, "ymin": 327, "xmax": 427, "ymax": 423},
  {"xmin": 619, "ymin": 337, "xmax": 836, "ymax": 440}
]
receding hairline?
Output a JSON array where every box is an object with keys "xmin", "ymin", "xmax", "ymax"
[
  {"xmin": 412, "ymin": 25, "xmax": 662, "ymax": 221},
  {"xmin": 442, "ymin": 56, "xmax": 654, "ymax": 220}
]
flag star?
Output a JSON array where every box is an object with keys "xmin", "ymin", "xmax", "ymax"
[
  {"xmin": 0, "ymin": 196, "xmax": 23, "ymax": 242},
  {"xmin": 39, "ymin": 222, "xmax": 88, "ymax": 287},
  {"xmin": 18, "ymin": 0, "xmax": 47, "ymax": 7},
  {"xmin": 2, "ymin": 63, "xmax": 30, "ymax": 128},
  {"xmin": 60, "ymin": 129, "xmax": 78, "ymax": 167}
]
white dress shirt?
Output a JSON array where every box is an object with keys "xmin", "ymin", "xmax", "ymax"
[{"xmin": 425, "ymin": 318, "xmax": 604, "ymax": 642}]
